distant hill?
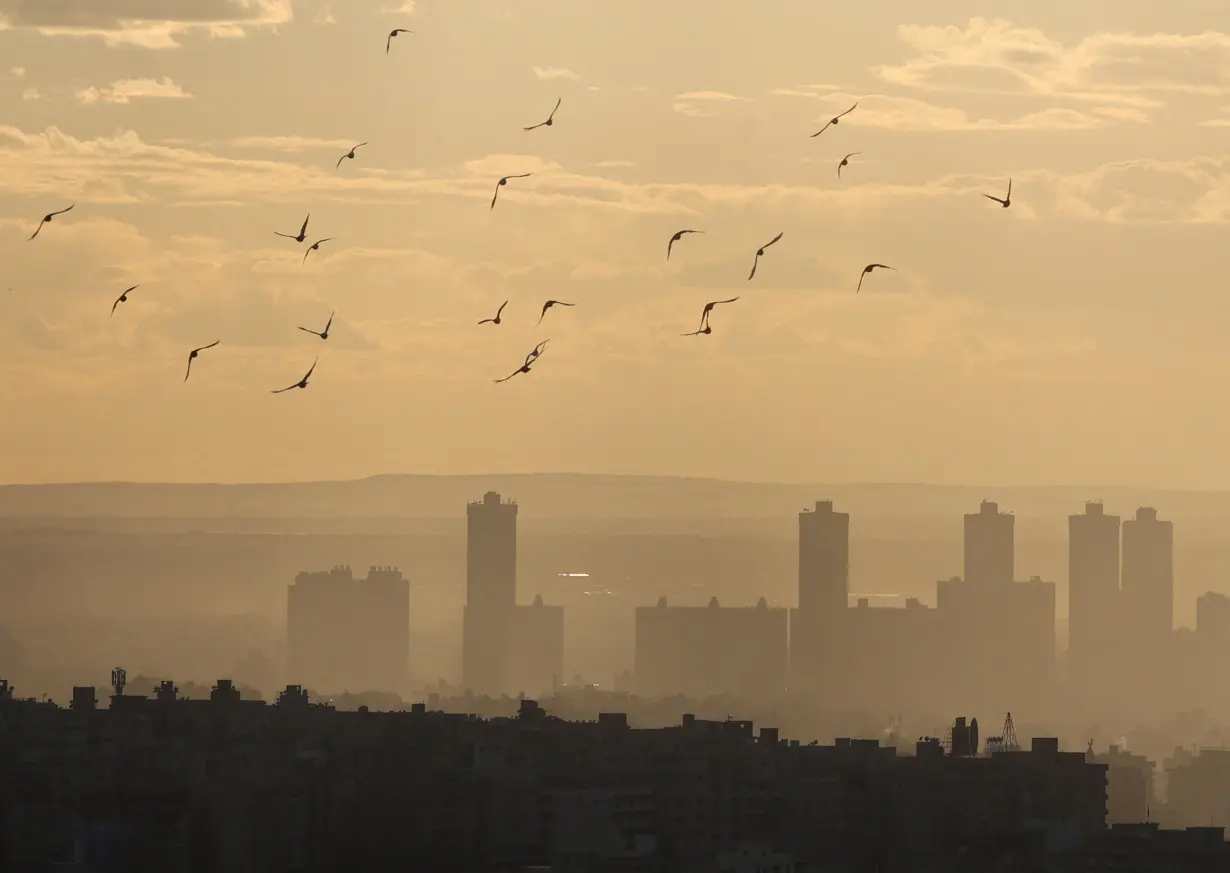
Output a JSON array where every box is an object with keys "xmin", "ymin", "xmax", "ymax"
[{"xmin": 2, "ymin": 473, "xmax": 1230, "ymax": 524}]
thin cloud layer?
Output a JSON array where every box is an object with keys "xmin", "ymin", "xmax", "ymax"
[
  {"xmin": 533, "ymin": 67, "xmax": 579, "ymax": 82},
  {"xmin": 76, "ymin": 78, "xmax": 192, "ymax": 105}
]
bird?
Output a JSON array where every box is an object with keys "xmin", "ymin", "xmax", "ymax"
[
  {"xmin": 28, "ymin": 204, "xmax": 74, "ymax": 241},
  {"xmin": 275, "ymin": 214, "xmax": 310, "ymax": 243},
  {"xmin": 837, "ymin": 152, "xmax": 861, "ymax": 179},
  {"xmin": 667, "ymin": 230, "xmax": 704, "ymax": 261},
  {"xmin": 184, "ymin": 341, "xmax": 221, "ymax": 382},
  {"xmin": 983, "ymin": 177, "xmax": 1012, "ymax": 208},
  {"xmin": 811, "ymin": 102, "xmax": 858, "ymax": 137},
  {"xmin": 524, "ymin": 98, "xmax": 562, "ymax": 131},
  {"xmin": 302, "ymin": 238, "xmax": 335, "ymax": 264},
  {"xmin": 110, "ymin": 285, "xmax": 139, "ymax": 318},
  {"xmin": 298, "ymin": 311, "xmax": 334, "ymax": 340},
  {"xmin": 491, "ymin": 174, "xmax": 533, "ymax": 210},
  {"xmin": 526, "ymin": 339, "xmax": 549, "ymax": 362},
  {"xmin": 857, "ymin": 263, "xmax": 897, "ymax": 293},
  {"xmin": 748, "ymin": 232, "xmax": 784, "ymax": 281},
  {"xmin": 496, "ymin": 347, "xmax": 547, "ymax": 384},
  {"xmin": 683, "ymin": 297, "xmax": 739, "ymax": 336},
  {"xmin": 272, "ymin": 358, "xmax": 318, "ymax": 394},
  {"xmin": 536, "ymin": 300, "xmax": 575, "ymax": 327},
  {"xmin": 386, "ymin": 28, "xmax": 412, "ymax": 53},
  {"xmin": 336, "ymin": 143, "xmax": 368, "ymax": 169},
  {"xmin": 478, "ymin": 301, "xmax": 508, "ymax": 325}
]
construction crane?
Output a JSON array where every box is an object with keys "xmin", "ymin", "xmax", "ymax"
[{"xmin": 984, "ymin": 711, "xmax": 1020, "ymax": 754}]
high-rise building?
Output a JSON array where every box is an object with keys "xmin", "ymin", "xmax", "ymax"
[
  {"xmin": 797, "ymin": 500, "xmax": 849, "ymax": 615},
  {"xmin": 1068, "ymin": 502, "xmax": 1121, "ymax": 671},
  {"xmin": 1121, "ymin": 507, "xmax": 1174, "ymax": 646},
  {"xmin": 463, "ymin": 491, "xmax": 519, "ymax": 694},
  {"xmin": 1197, "ymin": 592, "xmax": 1230, "ymax": 640},
  {"xmin": 964, "ymin": 501, "xmax": 1014, "ymax": 584}
]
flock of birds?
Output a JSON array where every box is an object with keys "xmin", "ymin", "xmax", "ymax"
[{"xmin": 23, "ymin": 29, "xmax": 1018, "ymax": 391}]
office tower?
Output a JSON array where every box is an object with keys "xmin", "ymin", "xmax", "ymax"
[
  {"xmin": 797, "ymin": 500, "xmax": 849, "ymax": 615},
  {"xmin": 287, "ymin": 565, "xmax": 410, "ymax": 694},
  {"xmin": 1121, "ymin": 507, "xmax": 1174, "ymax": 646},
  {"xmin": 462, "ymin": 491, "xmax": 519, "ymax": 694},
  {"xmin": 964, "ymin": 500, "xmax": 1014, "ymax": 584},
  {"xmin": 1068, "ymin": 502, "xmax": 1121, "ymax": 671}
]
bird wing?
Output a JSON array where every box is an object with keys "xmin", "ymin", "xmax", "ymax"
[
  {"xmin": 523, "ymin": 121, "xmax": 544, "ymax": 131},
  {"xmin": 667, "ymin": 237, "xmax": 675, "ymax": 260},
  {"xmin": 324, "ymin": 311, "xmax": 334, "ymax": 332},
  {"xmin": 53, "ymin": 204, "xmax": 75, "ymax": 217},
  {"xmin": 857, "ymin": 273, "xmax": 865, "ymax": 293},
  {"xmin": 297, "ymin": 326, "xmax": 319, "ymax": 336},
  {"xmin": 303, "ymin": 357, "xmax": 319, "ymax": 381},
  {"xmin": 387, "ymin": 32, "xmax": 394, "ymax": 52},
  {"xmin": 300, "ymin": 214, "xmax": 310, "ymax": 236},
  {"xmin": 764, "ymin": 232, "xmax": 784, "ymax": 249},
  {"xmin": 28, "ymin": 219, "xmax": 45, "ymax": 241},
  {"xmin": 557, "ymin": 301, "xmax": 576, "ymax": 307},
  {"xmin": 111, "ymin": 296, "xmax": 122, "ymax": 317},
  {"xmin": 274, "ymin": 232, "xmax": 296, "ymax": 239},
  {"xmin": 713, "ymin": 297, "xmax": 740, "ymax": 306},
  {"xmin": 184, "ymin": 357, "xmax": 194, "ymax": 381},
  {"xmin": 303, "ymin": 248, "xmax": 313, "ymax": 263},
  {"xmin": 1007, "ymin": 178, "xmax": 1012, "ymax": 198},
  {"xmin": 271, "ymin": 384, "xmax": 296, "ymax": 394},
  {"xmin": 356, "ymin": 142, "xmax": 369, "ymax": 149},
  {"xmin": 491, "ymin": 183, "xmax": 501, "ymax": 209},
  {"xmin": 810, "ymin": 121, "xmax": 833, "ymax": 137},
  {"xmin": 549, "ymin": 97, "xmax": 562, "ymax": 118},
  {"xmin": 839, "ymin": 102, "xmax": 858, "ymax": 118},
  {"xmin": 336, "ymin": 154, "xmax": 346, "ymax": 169},
  {"xmin": 196, "ymin": 341, "xmax": 221, "ymax": 352},
  {"xmin": 496, "ymin": 300, "xmax": 508, "ymax": 318},
  {"xmin": 982, "ymin": 194, "xmax": 1004, "ymax": 204},
  {"xmin": 748, "ymin": 255, "xmax": 759, "ymax": 281},
  {"xmin": 535, "ymin": 304, "xmax": 550, "ymax": 327}
]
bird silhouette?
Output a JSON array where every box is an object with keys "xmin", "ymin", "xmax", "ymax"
[
  {"xmin": 302, "ymin": 238, "xmax": 335, "ymax": 264},
  {"xmin": 29, "ymin": 204, "xmax": 74, "ymax": 241},
  {"xmin": 748, "ymin": 232, "xmax": 784, "ymax": 281},
  {"xmin": 857, "ymin": 263, "xmax": 896, "ymax": 293},
  {"xmin": 272, "ymin": 358, "xmax": 318, "ymax": 394},
  {"xmin": 683, "ymin": 297, "xmax": 739, "ymax": 336},
  {"xmin": 275, "ymin": 214, "xmax": 310, "ymax": 243},
  {"xmin": 478, "ymin": 301, "xmax": 508, "ymax": 325},
  {"xmin": 386, "ymin": 28, "xmax": 412, "ymax": 53},
  {"xmin": 811, "ymin": 102, "xmax": 858, "ymax": 137},
  {"xmin": 983, "ymin": 177, "xmax": 1012, "ymax": 208},
  {"xmin": 298, "ymin": 311, "xmax": 334, "ymax": 340},
  {"xmin": 667, "ymin": 229, "xmax": 704, "ymax": 261},
  {"xmin": 524, "ymin": 98, "xmax": 562, "ymax": 131},
  {"xmin": 537, "ymin": 300, "xmax": 575, "ymax": 327},
  {"xmin": 110, "ymin": 285, "xmax": 139, "ymax": 318},
  {"xmin": 184, "ymin": 341, "xmax": 221, "ymax": 382},
  {"xmin": 837, "ymin": 152, "xmax": 861, "ymax": 179},
  {"xmin": 491, "ymin": 174, "xmax": 533, "ymax": 209},
  {"xmin": 496, "ymin": 345, "xmax": 549, "ymax": 384},
  {"xmin": 336, "ymin": 143, "xmax": 368, "ymax": 169},
  {"xmin": 526, "ymin": 339, "xmax": 549, "ymax": 362}
]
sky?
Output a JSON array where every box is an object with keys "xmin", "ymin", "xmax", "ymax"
[{"xmin": 2, "ymin": 0, "xmax": 1230, "ymax": 486}]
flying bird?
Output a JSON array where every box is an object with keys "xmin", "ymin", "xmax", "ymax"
[
  {"xmin": 491, "ymin": 173, "xmax": 533, "ymax": 210},
  {"xmin": 272, "ymin": 358, "xmax": 318, "ymax": 394},
  {"xmin": 298, "ymin": 310, "xmax": 334, "ymax": 340},
  {"xmin": 857, "ymin": 263, "xmax": 896, "ymax": 294},
  {"xmin": 837, "ymin": 152, "xmax": 861, "ymax": 179},
  {"xmin": 811, "ymin": 102, "xmax": 858, "ymax": 137},
  {"xmin": 336, "ymin": 143, "xmax": 368, "ymax": 169},
  {"xmin": 28, "ymin": 204, "xmax": 74, "ymax": 241},
  {"xmin": 110, "ymin": 285, "xmax": 139, "ymax": 318},
  {"xmin": 983, "ymin": 177, "xmax": 1012, "ymax": 208},
  {"xmin": 184, "ymin": 341, "xmax": 221, "ymax": 382},
  {"xmin": 524, "ymin": 98, "xmax": 562, "ymax": 131},
  {"xmin": 536, "ymin": 299, "xmax": 575, "ymax": 327},
  {"xmin": 478, "ymin": 301, "xmax": 508, "ymax": 325},
  {"xmin": 495, "ymin": 346, "xmax": 548, "ymax": 384},
  {"xmin": 302, "ymin": 238, "xmax": 335, "ymax": 264},
  {"xmin": 526, "ymin": 339, "xmax": 549, "ymax": 362},
  {"xmin": 275, "ymin": 214, "xmax": 310, "ymax": 243},
  {"xmin": 386, "ymin": 28, "xmax": 412, "ymax": 53},
  {"xmin": 748, "ymin": 232, "xmax": 784, "ymax": 281},
  {"xmin": 667, "ymin": 229, "xmax": 704, "ymax": 261},
  {"xmin": 683, "ymin": 297, "xmax": 739, "ymax": 336}
]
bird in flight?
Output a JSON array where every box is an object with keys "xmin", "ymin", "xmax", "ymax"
[
  {"xmin": 29, "ymin": 204, "xmax": 74, "ymax": 241},
  {"xmin": 857, "ymin": 263, "xmax": 896, "ymax": 294},
  {"xmin": 302, "ymin": 238, "xmax": 335, "ymax": 264},
  {"xmin": 336, "ymin": 143, "xmax": 368, "ymax": 169},
  {"xmin": 275, "ymin": 214, "xmax": 310, "ymax": 243},
  {"xmin": 524, "ymin": 98, "xmax": 562, "ymax": 131},
  {"xmin": 983, "ymin": 177, "xmax": 1012, "ymax": 208},
  {"xmin": 837, "ymin": 152, "xmax": 861, "ymax": 179},
  {"xmin": 526, "ymin": 339, "xmax": 549, "ymax": 362},
  {"xmin": 491, "ymin": 174, "xmax": 533, "ymax": 210},
  {"xmin": 811, "ymin": 102, "xmax": 858, "ymax": 137},
  {"xmin": 298, "ymin": 310, "xmax": 334, "ymax": 340},
  {"xmin": 184, "ymin": 341, "xmax": 221, "ymax": 382},
  {"xmin": 478, "ymin": 301, "xmax": 508, "ymax": 325},
  {"xmin": 536, "ymin": 299, "xmax": 575, "ymax": 327},
  {"xmin": 667, "ymin": 229, "xmax": 704, "ymax": 261},
  {"xmin": 386, "ymin": 28, "xmax": 412, "ymax": 53},
  {"xmin": 496, "ymin": 345, "xmax": 548, "ymax": 384},
  {"xmin": 748, "ymin": 232, "xmax": 784, "ymax": 281},
  {"xmin": 110, "ymin": 285, "xmax": 139, "ymax": 318},
  {"xmin": 683, "ymin": 297, "xmax": 739, "ymax": 336},
  {"xmin": 272, "ymin": 358, "xmax": 318, "ymax": 394}
]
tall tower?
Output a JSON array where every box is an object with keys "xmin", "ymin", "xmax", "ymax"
[
  {"xmin": 463, "ymin": 491, "xmax": 519, "ymax": 694},
  {"xmin": 1068, "ymin": 502, "xmax": 1120, "ymax": 670},
  {"xmin": 964, "ymin": 500, "xmax": 1014, "ymax": 584},
  {"xmin": 798, "ymin": 500, "xmax": 849, "ymax": 615},
  {"xmin": 1121, "ymin": 507, "xmax": 1174, "ymax": 647}
]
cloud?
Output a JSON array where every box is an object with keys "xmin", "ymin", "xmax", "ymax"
[
  {"xmin": 21, "ymin": 87, "xmax": 39, "ymax": 101},
  {"xmin": 381, "ymin": 1, "xmax": 415, "ymax": 13},
  {"xmin": 0, "ymin": 0, "xmax": 293, "ymax": 49},
  {"xmin": 532, "ymin": 66, "xmax": 579, "ymax": 82},
  {"xmin": 10, "ymin": 66, "xmax": 24, "ymax": 78},
  {"xmin": 1199, "ymin": 110, "xmax": 1230, "ymax": 127},
  {"xmin": 875, "ymin": 18, "xmax": 1230, "ymax": 109},
  {"xmin": 672, "ymin": 90, "xmax": 751, "ymax": 118},
  {"xmin": 221, "ymin": 135, "xmax": 358, "ymax": 153},
  {"xmin": 593, "ymin": 160, "xmax": 637, "ymax": 169},
  {"xmin": 75, "ymin": 77, "xmax": 192, "ymax": 105},
  {"xmin": 312, "ymin": 5, "xmax": 335, "ymax": 25}
]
